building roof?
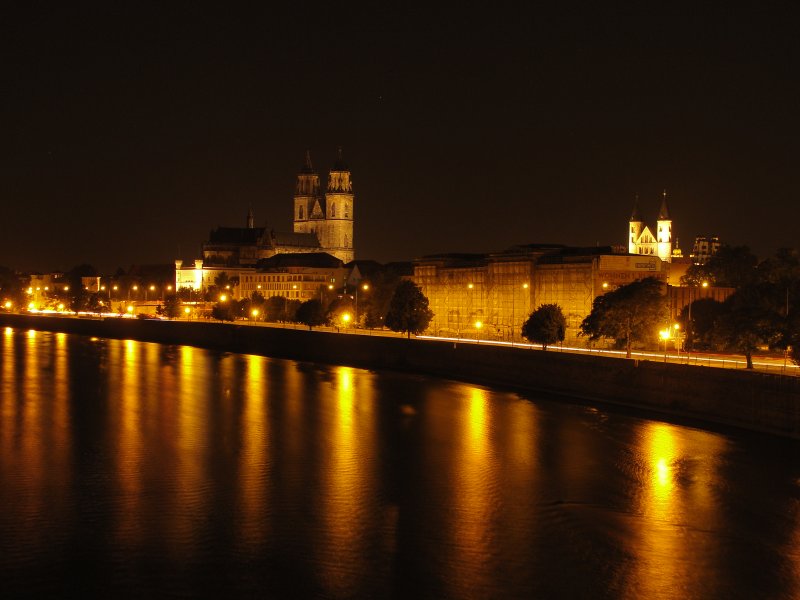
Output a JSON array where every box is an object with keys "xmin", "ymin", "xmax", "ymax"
[
  {"xmin": 331, "ymin": 147, "xmax": 348, "ymax": 171},
  {"xmin": 658, "ymin": 190, "xmax": 670, "ymax": 220},
  {"xmin": 630, "ymin": 194, "xmax": 643, "ymax": 221},
  {"xmin": 256, "ymin": 252, "xmax": 343, "ymax": 270},
  {"xmin": 208, "ymin": 227, "xmax": 266, "ymax": 245}
]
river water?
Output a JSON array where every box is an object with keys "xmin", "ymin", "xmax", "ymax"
[{"xmin": 1, "ymin": 327, "xmax": 799, "ymax": 599}]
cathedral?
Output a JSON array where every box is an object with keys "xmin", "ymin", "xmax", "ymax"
[
  {"xmin": 628, "ymin": 191, "xmax": 673, "ymax": 263},
  {"xmin": 200, "ymin": 149, "xmax": 355, "ymax": 267}
]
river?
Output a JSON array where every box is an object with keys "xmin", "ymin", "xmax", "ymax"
[{"xmin": 1, "ymin": 327, "xmax": 799, "ymax": 598}]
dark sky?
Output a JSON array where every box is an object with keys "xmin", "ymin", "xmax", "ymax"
[{"xmin": 2, "ymin": 4, "xmax": 798, "ymax": 273}]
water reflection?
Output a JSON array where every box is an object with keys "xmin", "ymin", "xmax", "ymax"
[
  {"xmin": 627, "ymin": 422, "xmax": 729, "ymax": 599},
  {"xmin": 0, "ymin": 330, "xmax": 799, "ymax": 599}
]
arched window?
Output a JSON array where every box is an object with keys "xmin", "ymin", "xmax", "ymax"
[
  {"xmin": 345, "ymin": 203, "xmax": 350, "ymax": 218},
  {"xmin": 298, "ymin": 206, "xmax": 304, "ymax": 220},
  {"xmin": 331, "ymin": 203, "xmax": 336, "ymax": 218}
]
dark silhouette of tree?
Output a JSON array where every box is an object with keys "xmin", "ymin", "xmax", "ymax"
[
  {"xmin": 0, "ymin": 266, "xmax": 27, "ymax": 307},
  {"xmin": 359, "ymin": 271, "xmax": 402, "ymax": 329},
  {"xmin": 326, "ymin": 296, "xmax": 354, "ymax": 325},
  {"xmin": 681, "ymin": 245, "xmax": 758, "ymax": 288},
  {"xmin": 580, "ymin": 277, "xmax": 667, "ymax": 358},
  {"xmin": 521, "ymin": 304, "xmax": 566, "ymax": 350},
  {"xmin": 712, "ymin": 284, "xmax": 783, "ymax": 369},
  {"xmin": 157, "ymin": 294, "xmax": 181, "ymax": 319},
  {"xmin": 384, "ymin": 280, "xmax": 433, "ymax": 338},
  {"xmin": 295, "ymin": 299, "xmax": 327, "ymax": 329},
  {"xmin": 211, "ymin": 299, "xmax": 239, "ymax": 321},
  {"xmin": 678, "ymin": 297, "xmax": 727, "ymax": 351}
]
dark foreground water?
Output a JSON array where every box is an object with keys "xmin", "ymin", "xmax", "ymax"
[{"xmin": 1, "ymin": 328, "xmax": 799, "ymax": 599}]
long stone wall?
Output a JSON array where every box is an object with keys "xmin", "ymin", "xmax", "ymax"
[{"xmin": 2, "ymin": 313, "xmax": 799, "ymax": 439}]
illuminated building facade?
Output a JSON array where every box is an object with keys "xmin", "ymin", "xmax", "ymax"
[
  {"xmin": 629, "ymin": 191, "xmax": 673, "ymax": 263},
  {"xmin": 414, "ymin": 245, "xmax": 667, "ymax": 343}
]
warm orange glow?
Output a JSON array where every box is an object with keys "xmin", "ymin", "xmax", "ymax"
[
  {"xmin": 112, "ymin": 285, "xmax": 118, "ymax": 291},
  {"xmin": 659, "ymin": 329, "xmax": 670, "ymax": 340},
  {"xmin": 27, "ymin": 302, "xmax": 35, "ymax": 310},
  {"xmin": 64, "ymin": 286, "xmax": 70, "ymax": 292},
  {"xmin": 219, "ymin": 294, "xmax": 228, "ymax": 302},
  {"xmin": 184, "ymin": 307, "xmax": 191, "ymax": 314},
  {"xmin": 467, "ymin": 283, "xmax": 474, "ymax": 289},
  {"xmin": 475, "ymin": 320, "xmax": 482, "ymax": 329},
  {"xmin": 602, "ymin": 282, "xmax": 609, "ymax": 289},
  {"xmin": 132, "ymin": 285, "xmax": 138, "ymax": 291},
  {"xmin": 342, "ymin": 313, "xmax": 351, "ymax": 323},
  {"xmin": 251, "ymin": 309, "xmax": 259, "ymax": 317},
  {"xmin": 701, "ymin": 281, "xmax": 709, "ymax": 288},
  {"xmin": 362, "ymin": 283, "xmax": 369, "ymax": 291},
  {"xmin": 44, "ymin": 286, "xmax": 49, "ymax": 291},
  {"xmin": 328, "ymin": 284, "xmax": 334, "ymax": 290},
  {"xmin": 100, "ymin": 285, "xmax": 106, "ymax": 291},
  {"xmin": 167, "ymin": 285, "xmax": 173, "ymax": 291},
  {"xmin": 3, "ymin": 301, "xmax": 11, "ymax": 309},
  {"xmin": 522, "ymin": 283, "xmax": 529, "ymax": 289},
  {"xmin": 126, "ymin": 305, "xmax": 134, "ymax": 313},
  {"xmin": 57, "ymin": 303, "xmax": 65, "ymax": 311},
  {"xmin": 149, "ymin": 285, "xmax": 155, "ymax": 291}
]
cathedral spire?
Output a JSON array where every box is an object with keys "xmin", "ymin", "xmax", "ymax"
[
  {"xmin": 332, "ymin": 146, "xmax": 348, "ymax": 171},
  {"xmin": 630, "ymin": 193, "xmax": 642, "ymax": 222},
  {"xmin": 246, "ymin": 205, "xmax": 254, "ymax": 229},
  {"xmin": 301, "ymin": 150, "xmax": 314, "ymax": 174},
  {"xmin": 658, "ymin": 189, "xmax": 670, "ymax": 220}
]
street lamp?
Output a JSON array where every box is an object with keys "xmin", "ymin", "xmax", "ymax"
[
  {"xmin": 251, "ymin": 308, "xmax": 259, "ymax": 322},
  {"xmin": 659, "ymin": 328, "xmax": 671, "ymax": 362},
  {"xmin": 475, "ymin": 319, "xmax": 482, "ymax": 343}
]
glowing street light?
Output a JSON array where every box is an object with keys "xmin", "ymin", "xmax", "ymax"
[
  {"xmin": 219, "ymin": 294, "xmax": 228, "ymax": 303},
  {"xmin": 3, "ymin": 301, "xmax": 12, "ymax": 309}
]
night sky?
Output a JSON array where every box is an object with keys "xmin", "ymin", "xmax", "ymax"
[{"xmin": 2, "ymin": 5, "xmax": 798, "ymax": 273}]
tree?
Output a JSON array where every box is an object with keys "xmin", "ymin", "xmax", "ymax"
[
  {"xmin": 678, "ymin": 297, "xmax": 726, "ymax": 351},
  {"xmin": 211, "ymin": 299, "xmax": 240, "ymax": 321},
  {"xmin": 295, "ymin": 299, "xmax": 327, "ymax": 329},
  {"xmin": 711, "ymin": 284, "xmax": 782, "ymax": 369},
  {"xmin": 157, "ymin": 294, "xmax": 181, "ymax": 319},
  {"xmin": 681, "ymin": 245, "xmax": 758, "ymax": 288},
  {"xmin": 580, "ymin": 277, "xmax": 667, "ymax": 358},
  {"xmin": 384, "ymin": 280, "xmax": 433, "ymax": 338},
  {"xmin": 521, "ymin": 304, "xmax": 566, "ymax": 350}
]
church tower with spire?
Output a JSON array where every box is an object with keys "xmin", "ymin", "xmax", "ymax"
[
  {"xmin": 628, "ymin": 194, "xmax": 644, "ymax": 255},
  {"xmin": 627, "ymin": 191, "xmax": 673, "ymax": 262},
  {"xmin": 293, "ymin": 148, "xmax": 354, "ymax": 263},
  {"xmin": 656, "ymin": 190, "xmax": 672, "ymax": 263}
]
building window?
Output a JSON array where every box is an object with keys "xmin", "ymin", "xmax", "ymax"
[
  {"xmin": 331, "ymin": 203, "xmax": 336, "ymax": 218},
  {"xmin": 345, "ymin": 203, "xmax": 349, "ymax": 218},
  {"xmin": 299, "ymin": 206, "xmax": 304, "ymax": 220}
]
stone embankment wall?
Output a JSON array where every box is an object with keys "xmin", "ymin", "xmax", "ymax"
[{"xmin": 2, "ymin": 313, "xmax": 799, "ymax": 439}]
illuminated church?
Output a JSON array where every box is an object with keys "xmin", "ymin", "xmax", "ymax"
[
  {"xmin": 628, "ymin": 191, "xmax": 673, "ymax": 263},
  {"xmin": 200, "ymin": 149, "xmax": 355, "ymax": 267}
]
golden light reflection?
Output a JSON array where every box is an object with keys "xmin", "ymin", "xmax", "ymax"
[
  {"xmin": 448, "ymin": 386, "xmax": 495, "ymax": 595},
  {"xmin": 628, "ymin": 422, "xmax": 729, "ymax": 597},
  {"xmin": 239, "ymin": 355, "xmax": 270, "ymax": 551},
  {"xmin": 116, "ymin": 338, "xmax": 144, "ymax": 546},
  {"xmin": 318, "ymin": 366, "xmax": 375, "ymax": 596}
]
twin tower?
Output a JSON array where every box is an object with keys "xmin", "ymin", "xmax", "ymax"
[
  {"xmin": 628, "ymin": 191, "xmax": 673, "ymax": 263},
  {"xmin": 293, "ymin": 149, "xmax": 355, "ymax": 264}
]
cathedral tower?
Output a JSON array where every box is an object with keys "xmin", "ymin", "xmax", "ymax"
[
  {"xmin": 656, "ymin": 189, "xmax": 672, "ymax": 263},
  {"xmin": 292, "ymin": 148, "xmax": 354, "ymax": 263},
  {"xmin": 293, "ymin": 151, "xmax": 324, "ymax": 230}
]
